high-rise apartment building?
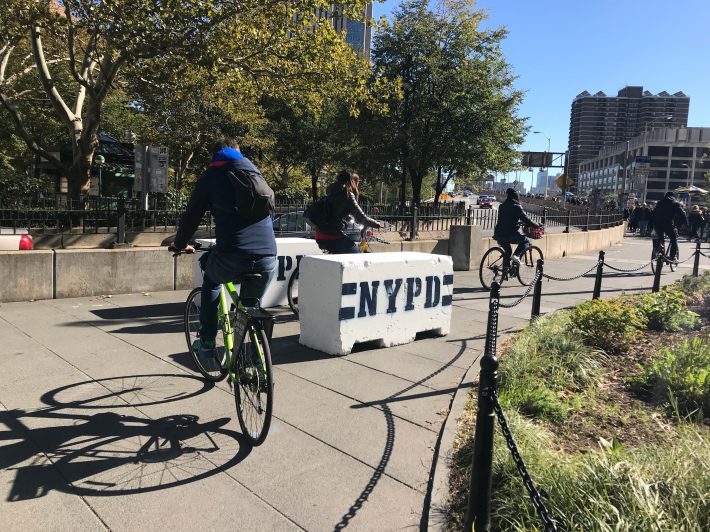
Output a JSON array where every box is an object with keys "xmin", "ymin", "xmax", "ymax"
[
  {"xmin": 320, "ymin": 3, "xmax": 373, "ymax": 56},
  {"xmin": 567, "ymin": 86, "xmax": 689, "ymax": 181}
]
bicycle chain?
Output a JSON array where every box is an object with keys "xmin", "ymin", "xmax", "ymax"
[
  {"xmin": 604, "ymin": 260, "xmax": 652, "ymax": 273},
  {"xmin": 542, "ymin": 260, "xmax": 600, "ymax": 281},
  {"xmin": 498, "ymin": 269, "xmax": 541, "ymax": 308},
  {"xmin": 492, "ymin": 392, "xmax": 559, "ymax": 532}
]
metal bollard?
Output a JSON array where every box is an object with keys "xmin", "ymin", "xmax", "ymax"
[
  {"xmin": 410, "ymin": 205, "xmax": 419, "ymax": 240},
  {"xmin": 564, "ymin": 210, "xmax": 571, "ymax": 233},
  {"xmin": 531, "ymin": 259, "xmax": 544, "ymax": 318},
  {"xmin": 464, "ymin": 282, "xmax": 500, "ymax": 532},
  {"xmin": 652, "ymin": 254, "xmax": 663, "ymax": 292},
  {"xmin": 592, "ymin": 250, "xmax": 605, "ymax": 300},
  {"xmin": 541, "ymin": 207, "xmax": 546, "ymax": 227},
  {"xmin": 467, "ymin": 206, "xmax": 473, "ymax": 225},
  {"xmin": 584, "ymin": 207, "xmax": 590, "ymax": 232},
  {"xmin": 117, "ymin": 198, "xmax": 126, "ymax": 244},
  {"xmin": 693, "ymin": 240, "xmax": 701, "ymax": 277}
]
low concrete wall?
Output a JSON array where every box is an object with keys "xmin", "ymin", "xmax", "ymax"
[
  {"xmin": 0, "ymin": 251, "xmax": 54, "ymax": 302},
  {"xmin": 1, "ymin": 224, "xmax": 627, "ymax": 302},
  {"xmin": 54, "ymin": 247, "xmax": 174, "ymax": 298}
]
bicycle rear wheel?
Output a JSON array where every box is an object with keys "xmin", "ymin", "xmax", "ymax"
[
  {"xmin": 517, "ymin": 245, "xmax": 544, "ymax": 286},
  {"xmin": 287, "ymin": 266, "xmax": 299, "ymax": 315},
  {"xmin": 234, "ymin": 326, "xmax": 273, "ymax": 445},
  {"xmin": 184, "ymin": 287, "xmax": 227, "ymax": 382},
  {"xmin": 479, "ymin": 247, "xmax": 506, "ymax": 290},
  {"xmin": 667, "ymin": 243, "xmax": 677, "ymax": 272}
]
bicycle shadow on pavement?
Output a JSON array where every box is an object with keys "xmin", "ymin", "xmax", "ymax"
[{"xmin": 0, "ymin": 374, "xmax": 251, "ymax": 502}]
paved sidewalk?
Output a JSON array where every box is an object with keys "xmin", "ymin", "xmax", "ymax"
[{"xmin": 0, "ymin": 237, "xmax": 707, "ymax": 531}]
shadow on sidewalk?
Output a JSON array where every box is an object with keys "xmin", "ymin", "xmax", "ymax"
[
  {"xmin": 1, "ymin": 374, "xmax": 251, "ymax": 501},
  {"xmin": 336, "ymin": 341, "xmax": 474, "ymax": 530}
]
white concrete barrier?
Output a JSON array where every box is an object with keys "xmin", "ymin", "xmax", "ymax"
[
  {"xmin": 193, "ymin": 237, "xmax": 322, "ymax": 307},
  {"xmin": 298, "ymin": 252, "xmax": 454, "ymax": 355}
]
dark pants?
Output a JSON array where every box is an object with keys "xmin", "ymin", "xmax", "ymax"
[
  {"xmin": 653, "ymin": 226, "xmax": 678, "ymax": 261},
  {"xmin": 316, "ymin": 236, "xmax": 360, "ymax": 254},
  {"xmin": 200, "ymin": 251, "xmax": 276, "ymax": 341},
  {"xmin": 494, "ymin": 233, "xmax": 530, "ymax": 262}
]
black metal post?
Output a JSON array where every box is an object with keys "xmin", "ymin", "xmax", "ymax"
[
  {"xmin": 410, "ymin": 205, "xmax": 419, "ymax": 240},
  {"xmin": 541, "ymin": 207, "xmax": 546, "ymax": 227},
  {"xmin": 464, "ymin": 282, "xmax": 500, "ymax": 532},
  {"xmin": 693, "ymin": 241, "xmax": 701, "ymax": 277},
  {"xmin": 117, "ymin": 198, "xmax": 126, "ymax": 244},
  {"xmin": 592, "ymin": 250, "xmax": 605, "ymax": 300},
  {"xmin": 652, "ymin": 255, "xmax": 663, "ymax": 292},
  {"xmin": 531, "ymin": 259, "xmax": 544, "ymax": 319},
  {"xmin": 564, "ymin": 210, "xmax": 571, "ymax": 233},
  {"xmin": 584, "ymin": 207, "xmax": 590, "ymax": 232},
  {"xmin": 467, "ymin": 206, "xmax": 473, "ymax": 225}
]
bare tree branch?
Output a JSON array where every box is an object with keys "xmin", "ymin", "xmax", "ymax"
[
  {"xmin": 30, "ymin": 26, "xmax": 76, "ymax": 127},
  {"xmin": 0, "ymin": 92, "xmax": 67, "ymax": 173}
]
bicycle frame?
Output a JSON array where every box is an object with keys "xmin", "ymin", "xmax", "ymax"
[{"xmin": 217, "ymin": 282, "xmax": 267, "ymax": 382}]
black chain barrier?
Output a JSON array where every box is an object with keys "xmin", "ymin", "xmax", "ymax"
[
  {"xmin": 492, "ymin": 391, "xmax": 558, "ymax": 532},
  {"xmin": 604, "ymin": 259, "xmax": 653, "ymax": 273},
  {"xmin": 499, "ymin": 269, "xmax": 542, "ymax": 308},
  {"xmin": 541, "ymin": 260, "xmax": 601, "ymax": 281},
  {"xmin": 465, "ymin": 244, "xmax": 708, "ymax": 531}
]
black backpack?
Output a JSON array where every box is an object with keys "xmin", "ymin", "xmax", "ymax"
[
  {"xmin": 227, "ymin": 168, "xmax": 275, "ymax": 221},
  {"xmin": 303, "ymin": 196, "xmax": 332, "ymax": 229}
]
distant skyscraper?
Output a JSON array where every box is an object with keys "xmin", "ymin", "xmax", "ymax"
[
  {"xmin": 567, "ymin": 86, "xmax": 689, "ymax": 181},
  {"xmin": 535, "ymin": 169, "xmax": 548, "ymax": 193},
  {"xmin": 327, "ymin": 3, "xmax": 373, "ymax": 56}
]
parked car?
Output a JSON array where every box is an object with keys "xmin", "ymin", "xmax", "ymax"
[
  {"xmin": 272, "ymin": 211, "xmax": 312, "ymax": 236},
  {"xmin": 0, "ymin": 228, "xmax": 33, "ymax": 250},
  {"xmin": 480, "ymin": 198, "xmax": 494, "ymax": 209}
]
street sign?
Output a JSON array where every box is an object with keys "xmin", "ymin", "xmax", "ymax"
[
  {"xmin": 555, "ymin": 176, "xmax": 565, "ymax": 188},
  {"xmin": 133, "ymin": 145, "xmax": 169, "ymax": 193},
  {"xmin": 566, "ymin": 177, "xmax": 574, "ymax": 186},
  {"xmin": 522, "ymin": 151, "xmax": 553, "ymax": 168}
]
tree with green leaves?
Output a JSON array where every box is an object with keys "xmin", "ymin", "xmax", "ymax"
[
  {"xmin": 368, "ymin": 0, "xmax": 526, "ymax": 207},
  {"xmin": 0, "ymin": 1, "xmax": 375, "ymax": 202}
]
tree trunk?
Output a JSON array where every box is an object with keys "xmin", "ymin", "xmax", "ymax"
[
  {"xmin": 409, "ymin": 168, "xmax": 424, "ymax": 207},
  {"xmin": 399, "ymin": 167, "xmax": 407, "ymax": 211},
  {"xmin": 311, "ymin": 170, "xmax": 319, "ymax": 201},
  {"xmin": 434, "ymin": 167, "xmax": 442, "ymax": 207}
]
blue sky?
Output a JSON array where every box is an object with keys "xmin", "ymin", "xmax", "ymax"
[{"xmin": 372, "ymin": 0, "xmax": 710, "ymax": 179}]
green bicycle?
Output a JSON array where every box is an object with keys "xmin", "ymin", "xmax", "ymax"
[{"xmin": 179, "ymin": 243, "xmax": 274, "ymax": 446}]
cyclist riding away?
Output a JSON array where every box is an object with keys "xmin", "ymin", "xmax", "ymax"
[
  {"xmin": 314, "ymin": 169, "xmax": 382, "ymax": 254},
  {"xmin": 170, "ymin": 138, "xmax": 277, "ymax": 371},
  {"xmin": 493, "ymin": 188, "xmax": 542, "ymax": 266},
  {"xmin": 649, "ymin": 191, "xmax": 687, "ymax": 262}
]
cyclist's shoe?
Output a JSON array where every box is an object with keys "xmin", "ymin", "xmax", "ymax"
[
  {"xmin": 192, "ymin": 338, "xmax": 221, "ymax": 372},
  {"xmin": 510, "ymin": 254, "xmax": 521, "ymax": 266}
]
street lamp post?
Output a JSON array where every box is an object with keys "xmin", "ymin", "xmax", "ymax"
[
  {"xmin": 681, "ymin": 163, "xmax": 691, "ymax": 186},
  {"xmin": 95, "ymin": 154, "xmax": 105, "ymax": 197}
]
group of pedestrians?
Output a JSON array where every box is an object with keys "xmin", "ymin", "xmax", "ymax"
[{"xmin": 628, "ymin": 196, "xmax": 708, "ymax": 242}]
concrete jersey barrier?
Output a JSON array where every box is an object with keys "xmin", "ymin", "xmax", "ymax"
[
  {"xmin": 298, "ymin": 252, "xmax": 454, "ymax": 355},
  {"xmin": 192, "ymin": 237, "xmax": 322, "ymax": 307}
]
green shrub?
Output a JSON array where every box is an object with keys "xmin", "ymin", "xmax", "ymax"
[
  {"xmin": 675, "ymin": 270, "xmax": 710, "ymax": 295},
  {"xmin": 448, "ymin": 413, "xmax": 710, "ymax": 531},
  {"xmin": 496, "ymin": 312, "xmax": 603, "ymax": 421},
  {"xmin": 569, "ymin": 299, "xmax": 645, "ymax": 355},
  {"xmin": 636, "ymin": 337, "xmax": 710, "ymax": 417},
  {"xmin": 637, "ymin": 289, "xmax": 701, "ymax": 332}
]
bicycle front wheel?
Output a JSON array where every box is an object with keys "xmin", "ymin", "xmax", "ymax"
[
  {"xmin": 517, "ymin": 246, "xmax": 544, "ymax": 286},
  {"xmin": 287, "ymin": 266, "xmax": 299, "ymax": 315},
  {"xmin": 479, "ymin": 247, "xmax": 506, "ymax": 290},
  {"xmin": 184, "ymin": 287, "xmax": 227, "ymax": 382},
  {"xmin": 234, "ymin": 326, "xmax": 273, "ymax": 446},
  {"xmin": 667, "ymin": 243, "xmax": 677, "ymax": 272}
]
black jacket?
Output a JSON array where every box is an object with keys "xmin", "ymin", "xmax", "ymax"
[
  {"xmin": 318, "ymin": 183, "xmax": 380, "ymax": 236},
  {"xmin": 174, "ymin": 156, "xmax": 277, "ymax": 256},
  {"xmin": 494, "ymin": 198, "xmax": 539, "ymax": 239},
  {"xmin": 650, "ymin": 197, "xmax": 687, "ymax": 230}
]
